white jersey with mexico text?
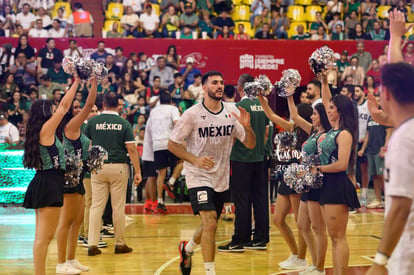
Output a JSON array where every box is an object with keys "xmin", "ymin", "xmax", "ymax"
[
  {"xmin": 311, "ymin": 98, "xmax": 323, "ymax": 108},
  {"xmin": 147, "ymin": 104, "xmax": 180, "ymax": 152},
  {"xmin": 142, "ymin": 116, "xmax": 154, "ymax": 162},
  {"xmin": 384, "ymin": 118, "xmax": 414, "ymax": 274},
  {"xmin": 357, "ymin": 100, "xmax": 369, "ymax": 142},
  {"xmin": 169, "ymin": 102, "xmax": 246, "ymax": 192}
]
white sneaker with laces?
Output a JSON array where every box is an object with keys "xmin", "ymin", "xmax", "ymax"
[
  {"xmin": 56, "ymin": 263, "xmax": 81, "ymax": 274},
  {"xmin": 299, "ymin": 265, "xmax": 316, "ymax": 274},
  {"xmin": 67, "ymin": 259, "xmax": 89, "ymax": 272},
  {"xmin": 278, "ymin": 254, "xmax": 297, "ymax": 267},
  {"xmin": 307, "ymin": 268, "xmax": 326, "ymax": 275},
  {"xmin": 280, "ymin": 256, "xmax": 307, "ymax": 270}
]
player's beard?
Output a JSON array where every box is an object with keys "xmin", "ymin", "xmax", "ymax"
[
  {"xmin": 307, "ymin": 93, "xmax": 315, "ymax": 100},
  {"xmin": 207, "ymin": 88, "xmax": 223, "ymax": 101}
]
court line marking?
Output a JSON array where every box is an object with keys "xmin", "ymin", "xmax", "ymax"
[{"xmin": 154, "ymin": 239, "xmax": 230, "ymax": 275}]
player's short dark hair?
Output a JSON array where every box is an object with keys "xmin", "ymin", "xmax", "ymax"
[
  {"xmin": 224, "ymin": 85, "xmax": 235, "ymax": 99},
  {"xmin": 95, "ymin": 94, "xmax": 104, "ymax": 110},
  {"xmin": 53, "ymin": 89, "xmax": 62, "ymax": 95},
  {"xmin": 159, "ymin": 91, "xmax": 171, "ymax": 104},
  {"xmin": 104, "ymin": 91, "xmax": 118, "ymax": 108},
  {"xmin": 153, "ymin": 76, "xmax": 160, "ymax": 81},
  {"xmin": 46, "ymin": 38, "xmax": 54, "ymax": 44},
  {"xmin": 238, "ymin": 74, "xmax": 254, "ymax": 88},
  {"xmin": 174, "ymin": 72, "xmax": 182, "ymax": 78},
  {"xmin": 308, "ymin": 79, "xmax": 321, "ymax": 90},
  {"xmin": 354, "ymin": 85, "xmax": 363, "ymax": 91},
  {"xmin": 202, "ymin": 71, "xmax": 223, "ymax": 85},
  {"xmin": 381, "ymin": 62, "xmax": 414, "ymax": 105},
  {"xmin": 343, "ymin": 84, "xmax": 354, "ymax": 97}
]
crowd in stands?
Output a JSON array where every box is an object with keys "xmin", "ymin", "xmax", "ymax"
[{"xmin": 1, "ymin": 0, "xmax": 414, "ymax": 39}]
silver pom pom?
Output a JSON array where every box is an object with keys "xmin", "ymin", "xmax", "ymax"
[
  {"xmin": 87, "ymin": 145, "xmax": 108, "ymax": 173},
  {"xmin": 62, "ymin": 56, "xmax": 109, "ymax": 83},
  {"xmin": 274, "ymin": 131, "xmax": 297, "ymax": 148},
  {"xmin": 243, "ymin": 74, "xmax": 273, "ymax": 100},
  {"xmin": 274, "ymin": 69, "xmax": 301, "ymax": 97},
  {"xmin": 308, "ymin": 46, "xmax": 335, "ymax": 75},
  {"xmin": 64, "ymin": 153, "xmax": 83, "ymax": 188}
]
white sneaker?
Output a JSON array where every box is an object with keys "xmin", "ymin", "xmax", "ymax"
[
  {"xmin": 307, "ymin": 268, "xmax": 325, "ymax": 275},
  {"xmin": 67, "ymin": 259, "xmax": 89, "ymax": 272},
  {"xmin": 125, "ymin": 215, "xmax": 133, "ymax": 222},
  {"xmin": 56, "ymin": 263, "xmax": 81, "ymax": 274},
  {"xmin": 280, "ymin": 256, "xmax": 307, "ymax": 270},
  {"xmin": 278, "ymin": 254, "xmax": 297, "ymax": 267},
  {"xmin": 299, "ymin": 265, "xmax": 316, "ymax": 274}
]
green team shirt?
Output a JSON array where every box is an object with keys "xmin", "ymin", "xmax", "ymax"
[
  {"xmin": 84, "ymin": 111, "xmax": 135, "ymax": 163},
  {"xmin": 230, "ymin": 98, "xmax": 269, "ymax": 162}
]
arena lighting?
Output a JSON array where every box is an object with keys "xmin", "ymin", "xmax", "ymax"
[{"xmin": 0, "ymin": 149, "xmax": 35, "ymax": 204}]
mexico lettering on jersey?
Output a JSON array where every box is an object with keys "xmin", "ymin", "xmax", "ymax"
[
  {"xmin": 95, "ymin": 123, "xmax": 123, "ymax": 130},
  {"xmin": 169, "ymin": 102, "xmax": 246, "ymax": 192},
  {"xmin": 357, "ymin": 100, "xmax": 369, "ymax": 142}
]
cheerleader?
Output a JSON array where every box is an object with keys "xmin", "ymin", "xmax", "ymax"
[
  {"xmin": 287, "ymin": 94, "xmax": 331, "ymax": 275},
  {"xmin": 22, "ymin": 76, "xmax": 81, "ymax": 275},
  {"xmin": 55, "ymin": 78, "xmax": 97, "ymax": 274},
  {"xmin": 311, "ymin": 74, "xmax": 360, "ymax": 275},
  {"xmin": 258, "ymin": 94, "xmax": 312, "ymax": 270}
]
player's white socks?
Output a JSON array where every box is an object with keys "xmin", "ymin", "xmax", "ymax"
[
  {"xmin": 204, "ymin": 262, "xmax": 215, "ymax": 275},
  {"xmin": 361, "ymin": 187, "xmax": 368, "ymax": 198},
  {"xmin": 185, "ymin": 238, "xmax": 197, "ymax": 254},
  {"xmin": 168, "ymin": 177, "xmax": 176, "ymax": 186},
  {"xmin": 158, "ymin": 198, "xmax": 164, "ymax": 204}
]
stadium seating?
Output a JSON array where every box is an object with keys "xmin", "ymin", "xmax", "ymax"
[
  {"xmin": 287, "ymin": 5, "xmax": 305, "ymax": 22},
  {"xmin": 407, "ymin": 6, "xmax": 414, "ymax": 22},
  {"xmin": 232, "ymin": 5, "xmax": 251, "ymax": 21},
  {"xmin": 295, "ymin": 0, "xmax": 313, "ymax": 6},
  {"xmin": 105, "ymin": 2, "xmax": 124, "ymax": 20},
  {"xmin": 377, "ymin": 5, "xmax": 391, "ymax": 20},
  {"xmin": 152, "ymin": 3, "xmax": 160, "ymax": 16},
  {"xmin": 305, "ymin": 5, "xmax": 322, "ymax": 22},
  {"xmin": 288, "ymin": 21, "xmax": 308, "ymax": 38},
  {"xmin": 51, "ymin": 1, "xmax": 72, "ymax": 19}
]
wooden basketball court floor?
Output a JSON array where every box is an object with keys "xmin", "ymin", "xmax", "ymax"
[{"xmin": 0, "ymin": 205, "xmax": 384, "ymax": 275}]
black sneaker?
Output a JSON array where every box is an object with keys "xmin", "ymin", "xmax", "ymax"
[
  {"xmin": 217, "ymin": 242, "xmax": 244, "ymax": 253},
  {"xmin": 82, "ymin": 238, "xmax": 108, "ymax": 248},
  {"xmin": 163, "ymin": 182, "xmax": 176, "ymax": 200},
  {"xmin": 157, "ymin": 202, "xmax": 168, "ymax": 214},
  {"xmin": 100, "ymin": 229, "xmax": 115, "ymax": 238},
  {"xmin": 244, "ymin": 241, "xmax": 267, "ymax": 250},
  {"xmin": 78, "ymin": 235, "xmax": 86, "ymax": 244},
  {"xmin": 179, "ymin": 241, "xmax": 192, "ymax": 275}
]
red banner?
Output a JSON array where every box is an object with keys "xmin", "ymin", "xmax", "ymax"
[{"xmin": 0, "ymin": 38, "xmax": 387, "ymax": 84}]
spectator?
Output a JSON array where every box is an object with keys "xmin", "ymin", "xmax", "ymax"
[
  {"xmin": 349, "ymin": 23, "xmax": 370, "ymax": 40},
  {"xmin": 0, "ymin": 110, "xmax": 19, "ymax": 145},
  {"xmin": 114, "ymin": 47, "xmax": 127, "ymax": 71},
  {"xmin": 364, "ymin": 75, "xmax": 379, "ymax": 95},
  {"xmin": 339, "ymin": 84, "xmax": 354, "ymax": 99},
  {"xmin": 311, "ymin": 25, "xmax": 330, "ymax": 40},
  {"xmin": 366, "ymin": 59, "xmax": 381, "ymax": 86},
  {"xmin": 351, "ymin": 41, "xmax": 372, "ymax": 73},
  {"xmin": 197, "ymin": 0, "xmax": 214, "ymax": 14},
  {"xmin": 328, "ymin": 12, "xmax": 344, "ymax": 34},
  {"xmin": 161, "ymin": 5, "xmax": 179, "ymax": 38},
  {"xmin": 299, "ymin": 90, "xmax": 310, "ymax": 104},
  {"xmin": 52, "ymin": 8, "xmax": 68, "ymax": 30},
  {"xmin": 0, "ymin": 43, "xmax": 14, "ymax": 75},
  {"xmin": 361, "ymin": 0, "xmax": 377, "ymax": 15},
  {"xmin": 140, "ymin": 3, "xmax": 161, "ymax": 37},
  {"xmin": 362, "ymin": 5, "xmax": 378, "ymax": 33},
  {"xmin": 164, "ymin": 44, "xmax": 180, "ymax": 71},
  {"xmin": 118, "ymin": 72, "xmax": 138, "ymax": 101},
  {"xmin": 187, "ymin": 72, "xmax": 203, "ymax": 102},
  {"xmin": 345, "ymin": 11, "xmax": 360, "ymax": 35},
  {"xmin": 105, "ymin": 54, "xmax": 121, "ymax": 79},
  {"xmin": 90, "ymin": 41, "xmax": 110, "ymax": 64},
  {"xmin": 234, "ymin": 23, "xmax": 251, "ymax": 40},
  {"xmin": 48, "ymin": 18, "xmax": 65, "ymax": 38},
  {"xmin": 341, "ymin": 56, "xmax": 365, "ymax": 86},
  {"xmin": 336, "ymin": 50, "xmax": 350, "ymax": 79},
  {"xmin": 51, "ymin": 88, "xmax": 63, "ymax": 106},
  {"xmin": 253, "ymin": 7, "xmax": 271, "ymax": 32},
  {"xmin": 378, "ymin": 44, "xmax": 388, "ymax": 68},
  {"xmin": 0, "ymin": 73, "xmax": 19, "ymax": 105},
  {"xmin": 331, "ymin": 24, "xmax": 348, "ymax": 40},
  {"xmin": 28, "ymin": 18, "xmax": 48, "ymax": 37},
  {"xmin": 37, "ymin": 38, "xmax": 63, "ymax": 76},
  {"xmin": 178, "ymin": 89, "xmax": 195, "ymax": 113},
  {"xmin": 35, "ymin": 7, "xmax": 51, "ymax": 28},
  {"xmin": 1, "ymin": 5, "xmax": 16, "ymax": 33},
  {"xmin": 179, "ymin": 2, "xmax": 199, "ymax": 31},
  {"xmin": 121, "ymin": 6, "xmax": 140, "ymax": 38},
  {"xmin": 251, "ymin": 0, "xmax": 271, "ymax": 25},
  {"xmin": 97, "ymin": 76, "xmax": 115, "ymax": 94},
  {"xmin": 369, "ymin": 21, "xmax": 386, "ymax": 40},
  {"xmin": 168, "ymin": 72, "xmax": 184, "ymax": 106},
  {"xmin": 160, "ymin": 0, "xmax": 180, "ymax": 13},
  {"xmin": 213, "ymin": 0, "xmax": 233, "ymax": 14},
  {"xmin": 30, "ymin": 0, "xmax": 55, "ymax": 10},
  {"xmin": 123, "ymin": 0, "xmax": 145, "ymax": 14},
  {"xmin": 217, "ymin": 25, "xmax": 233, "ymax": 39},
  {"xmin": 47, "ymin": 59, "xmax": 72, "ymax": 89},
  {"xmin": 344, "ymin": 0, "xmax": 361, "ymax": 18},
  {"xmin": 146, "ymin": 75, "xmax": 162, "ymax": 107},
  {"xmin": 11, "ymin": 24, "xmax": 24, "ymax": 37},
  {"xmin": 198, "ymin": 10, "xmax": 214, "ymax": 38},
  {"xmin": 129, "ymin": 52, "xmax": 140, "ymax": 71},
  {"xmin": 271, "ymin": 0, "xmax": 287, "ymax": 14},
  {"xmin": 6, "ymin": 91, "xmax": 28, "ymax": 126},
  {"xmin": 17, "ymin": 109, "xmax": 28, "ymax": 143},
  {"xmin": 149, "ymin": 56, "xmax": 174, "ymax": 89},
  {"xmin": 309, "ymin": 12, "xmax": 328, "ymax": 35},
  {"xmin": 63, "ymin": 39, "xmax": 83, "ymax": 59},
  {"xmin": 254, "ymin": 22, "xmax": 274, "ymax": 39},
  {"xmin": 138, "ymin": 52, "xmax": 155, "ymax": 82},
  {"xmin": 326, "ymin": 0, "xmax": 343, "ymax": 22},
  {"xmin": 25, "ymin": 87, "xmax": 38, "ymax": 109},
  {"xmin": 181, "ymin": 28, "xmax": 196, "ymax": 40},
  {"xmin": 106, "ymin": 21, "xmax": 123, "ymax": 38},
  {"xmin": 15, "ymin": 3, "xmax": 36, "ymax": 33},
  {"xmin": 38, "ymin": 75, "xmax": 64, "ymax": 99},
  {"xmin": 123, "ymin": 58, "xmax": 142, "ymax": 87},
  {"xmin": 271, "ymin": 9, "xmax": 288, "ymax": 39},
  {"xmin": 179, "ymin": 0, "xmax": 196, "ymax": 13},
  {"xmin": 67, "ymin": 2, "xmax": 93, "ymax": 37},
  {"xmin": 9, "ymin": 52, "xmax": 36, "ymax": 90},
  {"xmin": 179, "ymin": 56, "xmax": 201, "ymax": 89},
  {"xmin": 290, "ymin": 24, "xmax": 310, "ymax": 40},
  {"xmin": 403, "ymin": 42, "xmax": 414, "ymax": 65}
]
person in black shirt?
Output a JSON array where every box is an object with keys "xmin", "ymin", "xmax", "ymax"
[
  {"xmin": 254, "ymin": 23, "xmax": 274, "ymax": 39},
  {"xmin": 37, "ymin": 38, "xmax": 63, "ymax": 77},
  {"xmin": 14, "ymin": 34, "xmax": 36, "ymax": 63}
]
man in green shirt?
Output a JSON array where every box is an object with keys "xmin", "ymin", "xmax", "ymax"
[
  {"xmin": 291, "ymin": 24, "xmax": 311, "ymax": 40},
  {"xmin": 84, "ymin": 91, "xmax": 142, "ymax": 256},
  {"xmin": 218, "ymin": 74, "xmax": 270, "ymax": 252}
]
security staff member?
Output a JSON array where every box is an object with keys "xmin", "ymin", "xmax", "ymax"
[
  {"xmin": 84, "ymin": 91, "xmax": 142, "ymax": 256},
  {"xmin": 68, "ymin": 2, "xmax": 93, "ymax": 37}
]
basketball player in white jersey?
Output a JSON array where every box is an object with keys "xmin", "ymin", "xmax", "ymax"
[
  {"xmin": 168, "ymin": 71, "xmax": 256, "ymax": 275},
  {"xmin": 366, "ymin": 10, "xmax": 414, "ymax": 275}
]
